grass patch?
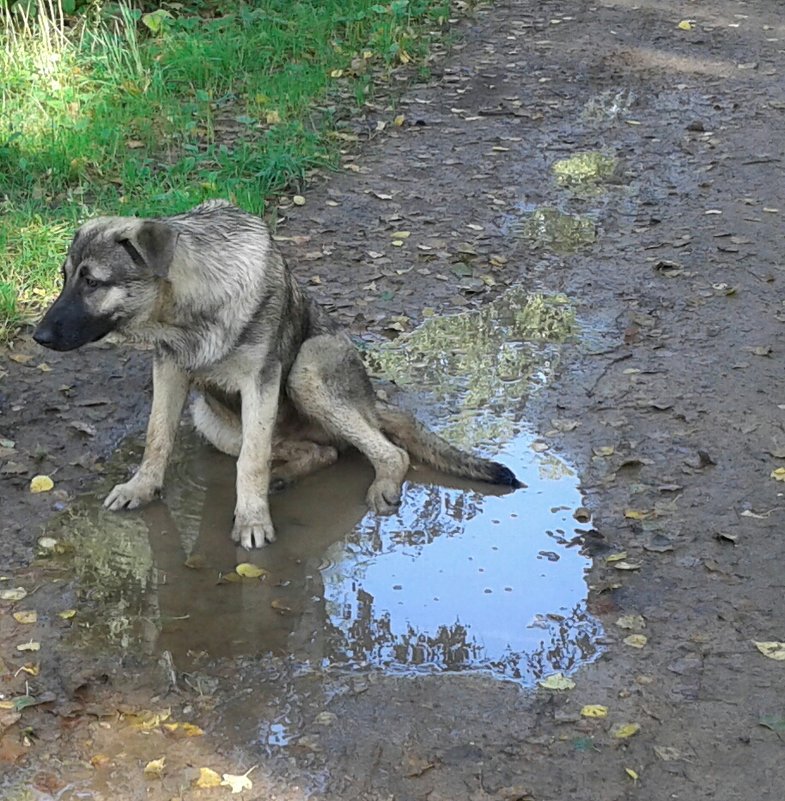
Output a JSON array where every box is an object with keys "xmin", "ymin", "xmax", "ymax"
[{"xmin": 0, "ymin": 0, "xmax": 455, "ymax": 338}]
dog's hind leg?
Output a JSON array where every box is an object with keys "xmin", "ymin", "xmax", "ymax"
[
  {"xmin": 287, "ymin": 334, "xmax": 409, "ymax": 514},
  {"xmin": 269, "ymin": 440, "xmax": 339, "ymax": 492}
]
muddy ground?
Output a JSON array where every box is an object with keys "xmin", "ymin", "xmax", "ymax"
[{"xmin": 3, "ymin": 0, "xmax": 785, "ymax": 798}]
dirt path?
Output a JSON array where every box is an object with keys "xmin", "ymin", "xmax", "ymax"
[{"xmin": 3, "ymin": 1, "xmax": 785, "ymax": 798}]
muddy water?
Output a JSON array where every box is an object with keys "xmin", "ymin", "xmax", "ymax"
[{"xmin": 53, "ymin": 290, "xmax": 601, "ymax": 692}]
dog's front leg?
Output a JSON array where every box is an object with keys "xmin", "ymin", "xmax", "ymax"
[
  {"xmin": 231, "ymin": 363, "xmax": 281, "ymax": 549},
  {"xmin": 105, "ymin": 357, "xmax": 189, "ymax": 511}
]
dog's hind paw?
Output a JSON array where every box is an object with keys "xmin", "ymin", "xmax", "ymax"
[
  {"xmin": 366, "ymin": 479, "xmax": 403, "ymax": 516},
  {"xmin": 104, "ymin": 477, "xmax": 159, "ymax": 511}
]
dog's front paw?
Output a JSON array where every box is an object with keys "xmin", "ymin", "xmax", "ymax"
[
  {"xmin": 366, "ymin": 479, "xmax": 403, "ymax": 516},
  {"xmin": 232, "ymin": 506, "xmax": 276, "ymax": 549},
  {"xmin": 104, "ymin": 476, "xmax": 159, "ymax": 511}
]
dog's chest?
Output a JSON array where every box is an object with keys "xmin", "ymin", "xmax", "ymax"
[{"xmin": 189, "ymin": 344, "xmax": 271, "ymax": 394}]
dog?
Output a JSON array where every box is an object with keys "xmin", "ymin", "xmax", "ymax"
[{"xmin": 33, "ymin": 200, "xmax": 521, "ymax": 548}]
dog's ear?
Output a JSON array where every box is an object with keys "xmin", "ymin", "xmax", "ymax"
[{"xmin": 116, "ymin": 221, "xmax": 178, "ymax": 279}]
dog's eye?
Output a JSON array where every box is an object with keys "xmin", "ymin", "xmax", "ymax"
[{"xmin": 83, "ymin": 276, "xmax": 101, "ymax": 290}]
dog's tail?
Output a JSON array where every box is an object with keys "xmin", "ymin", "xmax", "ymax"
[{"xmin": 375, "ymin": 400, "xmax": 523, "ymax": 488}]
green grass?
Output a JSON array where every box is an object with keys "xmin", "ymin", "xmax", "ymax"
[{"xmin": 0, "ymin": 0, "xmax": 454, "ymax": 337}]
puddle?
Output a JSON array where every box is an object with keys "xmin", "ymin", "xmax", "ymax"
[
  {"xmin": 48, "ymin": 288, "xmax": 601, "ymax": 689},
  {"xmin": 519, "ymin": 207, "xmax": 596, "ymax": 252},
  {"xmin": 581, "ymin": 88, "xmax": 636, "ymax": 123},
  {"xmin": 552, "ymin": 151, "xmax": 619, "ymax": 189}
]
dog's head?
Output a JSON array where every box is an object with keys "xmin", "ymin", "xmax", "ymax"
[{"xmin": 33, "ymin": 217, "xmax": 179, "ymax": 351}]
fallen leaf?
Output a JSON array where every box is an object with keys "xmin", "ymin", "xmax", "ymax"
[
  {"xmin": 393, "ymin": 114, "xmax": 405, "ymax": 126},
  {"xmin": 616, "ymin": 615, "xmax": 646, "ymax": 631},
  {"xmin": 164, "ymin": 722, "xmax": 204, "ymax": 737},
  {"xmin": 593, "ymin": 446, "xmax": 615, "ymax": 457},
  {"xmin": 624, "ymin": 509, "xmax": 653, "ymax": 520},
  {"xmin": 271, "ymin": 599, "xmax": 293, "ymax": 613},
  {"xmin": 759, "ymin": 715, "xmax": 785, "ymax": 733},
  {"xmin": 30, "ymin": 475, "xmax": 54, "ymax": 493},
  {"xmin": 292, "ymin": 195, "xmax": 306, "ymax": 206},
  {"xmin": 623, "ymin": 634, "xmax": 648, "ymax": 649},
  {"xmin": 58, "ymin": 609, "xmax": 77, "ymax": 620},
  {"xmin": 613, "ymin": 561, "xmax": 642, "ymax": 571},
  {"xmin": 538, "ymin": 673, "xmax": 575, "ymax": 691},
  {"xmin": 194, "ymin": 767, "xmax": 222, "ymax": 788},
  {"xmin": 612, "ymin": 723, "xmax": 641, "ymax": 739},
  {"xmin": 143, "ymin": 757, "xmax": 166, "ymax": 779},
  {"xmin": 16, "ymin": 641, "xmax": 40, "ymax": 652},
  {"xmin": 581, "ymin": 705, "xmax": 608, "ymax": 718},
  {"xmin": 390, "ymin": 231, "xmax": 411, "ymax": 240},
  {"xmin": 235, "ymin": 563, "xmax": 266, "ymax": 579},
  {"xmin": 90, "ymin": 753, "xmax": 111, "ymax": 768},
  {"xmin": 653, "ymin": 745, "xmax": 682, "ymax": 761},
  {"xmin": 13, "ymin": 611, "xmax": 37, "ymax": 624},
  {"xmin": 221, "ymin": 766, "xmax": 256, "ymax": 793},
  {"xmin": 1, "ymin": 587, "xmax": 28, "ymax": 602},
  {"xmin": 606, "ymin": 552, "xmax": 628, "ymax": 563},
  {"xmin": 625, "ymin": 768, "xmax": 639, "ymax": 782},
  {"xmin": 753, "ymin": 641, "xmax": 785, "ymax": 660},
  {"xmin": 129, "ymin": 709, "xmax": 171, "ymax": 731},
  {"xmin": 8, "ymin": 353, "xmax": 34, "ymax": 365},
  {"xmin": 771, "ymin": 468, "xmax": 785, "ymax": 482},
  {"xmin": 677, "ymin": 20, "xmax": 693, "ymax": 30}
]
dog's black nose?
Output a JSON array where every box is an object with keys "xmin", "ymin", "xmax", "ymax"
[{"xmin": 32, "ymin": 326, "xmax": 54, "ymax": 347}]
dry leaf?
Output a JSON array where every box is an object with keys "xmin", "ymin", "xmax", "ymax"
[
  {"xmin": 393, "ymin": 114, "xmax": 405, "ymax": 126},
  {"xmin": 143, "ymin": 757, "xmax": 166, "ymax": 779},
  {"xmin": 221, "ymin": 766, "xmax": 256, "ymax": 793},
  {"xmin": 30, "ymin": 475, "xmax": 54, "ymax": 493},
  {"xmin": 292, "ymin": 195, "xmax": 306, "ymax": 206},
  {"xmin": 677, "ymin": 20, "xmax": 693, "ymax": 30},
  {"xmin": 623, "ymin": 634, "xmax": 648, "ymax": 649},
  {"xmin": 606, "ymin": 552, "xmax": 628, "ymax": 563},
  {"xmin": 770, "ymin": 468, "xmax": 785, "ymax": 482},
  {"xmin": 164, "ymin": 722, "xmax": 204, "ymax": 737},
  {"xmin": 625, "ymin": 768, "xmax": 640, "ymax": 782},
  {"xmin": 613, "ymin": 560, "xmax": 642, "ymax": 571},
  {"xmin": 235, "ymin": 563, "xmax": 266, "ymax": 579},
  {"xmin": 593, "ymin": 446, "xmax": 615, "ymax": 457},
  {"xmin": 13, "ymin": 611, "xmax": 37, "ymax": 624},
  {"xmin": 538, "ymin": 673, "xmax": 575, "ymax": 691},
  {"xmin": 612, "ymin": 723, "xmax": 641, "ymax": 739},
  {"xmin": 390, "ymin": 231, "xmax": 411, "ymax": 240},
  {"xmin": 581, "ymin": 705, "xmax": 608, "ymax": 718},
  {"xmin": 90, "ymin": 753, "xmax": 111, "ymax": 768},
  {"xmin": 195, "ymin": 767, "xmax": 222, "ymax": 788},
  {"xmin": 58, "ymin": 609, "xmax": 77, "ymax": 620},
  {"xmin": 616, "ymin": 614, "xmax": 646, "ymax": 631},
  {"xmin": 16, "ymin": 641, "xmax": 40, "ymax": 652},
  {"xmin": 753, "ymin": 641, "xmax": 785, "ymax": 660},
  {"xmin": 1, "ymin": 587, "xmax": 28, "ymax": 602}
]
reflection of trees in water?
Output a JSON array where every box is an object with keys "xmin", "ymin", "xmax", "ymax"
[
  {"xmin": 537, "ymin": 453, "xmax": 576, "ymax": 483},
  {"xmin": 343, "ymin": 483, "xmax": 483, "ymax": 558},
  {"xmin": 365, "ymin": 290, "xmax": 575, "ymax": 449},
  {"xmin": 326, "ymin": 585, "xmax": 601, "ymax": 682}
]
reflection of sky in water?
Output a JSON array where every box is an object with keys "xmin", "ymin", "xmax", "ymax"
[{"xmin": 320, "ymin": 431, "xmax": 598, "ymax": 681}]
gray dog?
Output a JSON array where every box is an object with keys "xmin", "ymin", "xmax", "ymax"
[{"xmin": 34, "ymin": 200, "xmax": 520, "ymax": 548}]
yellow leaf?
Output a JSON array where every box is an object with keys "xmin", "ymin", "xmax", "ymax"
[
  {"xmin": 362, "ymin": 50, "xmax": 373, "ymax": 59},
  {"xmin": 16, "ymin": 641, "xmax": 40, "ymax": 652},
  {"xmin": 391, "ymin": 231, "xmax": 411, "ymax": 239},
  {"xmin": 164, "ymin": 722, "xmax": 204, "ymax": 737},
  {"xmin": 19, "ymin": 663, "xmax": 39, "ymax": 676},
  {"xmin": 90, "ymin": 753, "xmax": 111, "ymax": 768},
  {"xmin": 625, "ymin": 768, "xmax": 639, "ymax": 781},
  {"xmin": 677, "ymin": 20, "xmax": 693, "ymax": 30},
  {"xmin": 753, "ymin": 641, "xmax": 785, "ymax": 660},
  {"xmin": 624, "ymin": 509, "xmax": 652, "ymax": 520},
  {"xmin": 1, "ymin": 587, "xmax": 28, "ymax": 602},
  {"xmin": 330, "ymin": 69, "xmax": 343, "ymax": 78},
  {"xmin": 13, "ymin": 611, "xmax": 37, "ymax": 624},
  {"xmin": 235, "ymin": 563, "xmax": 266, "ymax": 579},
  {"xmin": 30, "ymin": 475, "xmax": 54, "ymax": 493},
  {"xmin": 130, "ymin": 709, "xmax": 171, "ymax": 731},
  {"xmin": 393, "ymin": 114, "xmax": 405, "ymax": 127},
  {"xmin": 624, "ymin": 634, "xmax": 648, "ymax": 649},
  {"xmin": 265, "ymin": 109, "xmax": 281, "ymax": 125},
  {"xmin": 538, "ymin": 672, "xmax": 575, "ymax": 691},
  {"xmin": 58, "ymin": 609, "xmax": 77, "ymax": 620},
  {"xmin": 615, "ymin": 615, "xmax": 645, "ymax": 631},
  {"xmin": 143, "ymin": 757, "xmax": 166, "ymax": 778},
  {"xmin": 581, "ymin": 705, "xmax": 608, "ymax": 718},
  {"xmin": 606, "ymin": 551, "xmax": 628, "ymax": 563},
  {"xmin": 195, "ymin": 767, "xmax": 222, "ymax": 788},
  {"xmin": 221, "ymin": 766, "xmax": 256, "ymax": 793},
  {"xmin": 292, "ymin": 195, "xmax": 306, "ymax": 206},
  {"xmin": 771, "ymin": 468, "xmax": 785, "ymax": 482},
  {"xmin": 612, "ymin": 722, "xmax": 641, "ymax": 739},
  {"xmin": 399, "ymin": 50, "xmax": 411, "ymax": 64},
  {"xmin": 613, "ymin": 560, "xmax": 642, "ymax": 571}
]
